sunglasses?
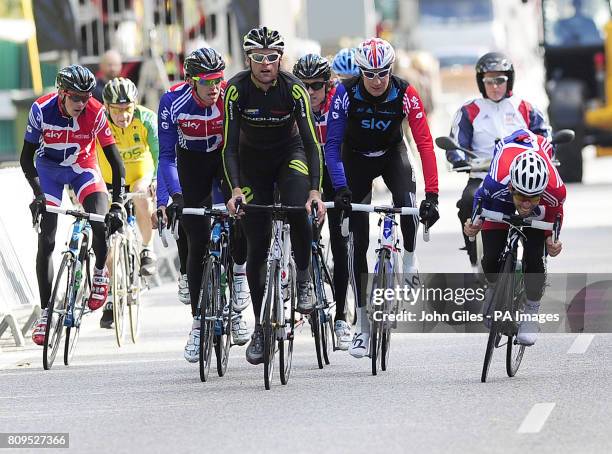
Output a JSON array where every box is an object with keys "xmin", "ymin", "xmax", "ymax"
[
  {"xmin": 191, "ymin": 76, "xmax": 223, "ymax": 86},
  {"xmin": 303, "ymin": 81, "xmax": 326, "ymax": 91},
  {"xmin": 361, "ymin": 68, "xmax": 391, "ymax": 80},
  {"xmin": 482, "ymin": 75, "xmax": 508, "ymax": 86},
  {"xmin": 248, "ymin": 53, "xmax": 281, "ymax": 64},
  {"xmin": 65, "ymin": 91, "xmax": 92, "ymax": 103},
  {"xmin": 511, "ymin": 192, "xmax": 541, "ymax": 203},
  {"xmin": 108, "ymin": 103, "xmax": 135, "ymax": 114}
]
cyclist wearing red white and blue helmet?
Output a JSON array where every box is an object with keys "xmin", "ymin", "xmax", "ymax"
[{"xmin": 325, "ymin": 38, "xmax": 439, "ymax": 358}]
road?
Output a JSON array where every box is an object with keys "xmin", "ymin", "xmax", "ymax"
[{"xmin": 1, "ymin": 100, "xmax": 611, "ymax": 454}]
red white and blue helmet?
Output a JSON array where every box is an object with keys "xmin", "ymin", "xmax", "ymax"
[{"xmin": 354, "ymin": 38, "xmax": 395, "ymax": 70}]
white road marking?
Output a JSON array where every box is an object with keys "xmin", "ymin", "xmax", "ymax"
[
  {"xmin": 518, "ymin": 403, "xmax": 556, "ymax": 434},
  {"xmin": 567, "ymin": 334, "xmax": 595, "ymax": 354}
]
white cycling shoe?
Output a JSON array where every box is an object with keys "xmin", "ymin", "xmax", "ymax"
[
  {"xmin": 334, "ymin": 320, "xmax": 351, "ymax": 351},
  {"xmin": 516, "ymin": 302, "xmax": 540, "ymax": 346},
  {"xmin": 402, "ymin": 254, "xmax": 421, "ymax": 290},
  {"xmin": 231, "ymin": 313, "xmax": 250, "ymax": 346},
  {"xmin": 184, "ymin": 319, "xmax": 200, "ymax": 363},
  {"xmin": 349, "ymin": 332, "xmax": 369, "ymax": 358},
  {"xmin": 232, "ymin": 273, "xmax": 251, "ymax": 312},
  {"xmin": 178, "ymin": 274, "xmax": 190, "ymax": 305}
]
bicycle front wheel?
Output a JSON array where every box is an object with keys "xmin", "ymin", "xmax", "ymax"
[
  {"xmin": 64, "ymin": 246, "xmax": 91, "ymax": 365},
  {"xmin": 263, "ymin": 261, "xmax": 278, "ymax": 390},
  {"xmin": 371, "ymin": 249, "xmax": 389, "ymax": 376},
  {"xmin": 112, "ymin": 237, "xmax": 129, "ymax": 347},
  {"xmin": 215, "ymin": 267, "xmax": 232, "ymax": 377},
  {"xmin": 507, "ymin": 272, "xmax": 526, "ymax": 377},
  {"xmin": 199, "ymin": 258, "xmax": 217, "ymax": 382},
  {"xmin": 128, "ymin": 240, "xmax": 142, "ymax": 343},
  {"xmin": 279, "ymin": 261, "xmax": 296, "ymax": 385},
  {"xmin": 44, "ymin": 255, "xmax": 72, "ymax": 370}
]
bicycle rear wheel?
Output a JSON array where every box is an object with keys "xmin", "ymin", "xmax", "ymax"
[
  {"xmin": 481, "ymin": 255, "xmax": 514, "ymax": 383},
  {"xmin": 279, "ymin": 262, "xmax": 296, "ymax": 385},
  {"xmin": 199, "ymin": 258, "xmax": 217, "ymax": 382},
  {"xmin": 112, "ymin": 237, "xmax": 128, "ymax": 347},
  {"xmin": 371, "ymin": 249, "xmax": 389, "ymax": 376},
  {"xmin": 128, "ymin": 240, "xmax": 142, "ymax": 343},
  {"xmin": 43, "ymin": 255, "xmax": 72, "ymax": 370},
  {"xmin": 263, "ymin": 261, "xmax": 278, "ymax": 390},
  {"xmin": 64, "ymin": 247, "xmax": 91, "ymax": 365}
]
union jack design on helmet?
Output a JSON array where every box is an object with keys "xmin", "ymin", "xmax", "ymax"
[{"xmin": 354, "ymin": 38, "xmax": 395, "ymax": 70}]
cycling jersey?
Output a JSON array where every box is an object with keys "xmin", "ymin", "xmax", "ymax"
[
  {"xmin": 222, "ymin": 70, "xmax": 322, "ymax": 191},
  {"xmin": 449, "ymin": 95, "xmax": 550, "ymax": 178},
  {"xmin": 314, "ymin": 85, "xmax": 336, "ymax": 146},
  {"xmin": 97, "ymin": 105, "xmax": 159, "ymax": 186},
  {"xmin": 24, "ymin": 93, "xmax": 115, "ymax": 205},
  {"xmin": 325, "ymin": 75, "xmax": 438, "ymax": 193},
  {"xmin": 157, "ymin": 81, "xmax": 226, "ymax": 199},
  {"xmin": 474, "ymin": 129, "xmax": 566, "ymax": 235}
]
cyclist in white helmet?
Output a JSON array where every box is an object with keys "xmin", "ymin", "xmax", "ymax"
[{"xmin": 464, "ymin": 129, "xmax": 566, "ymax": 345}]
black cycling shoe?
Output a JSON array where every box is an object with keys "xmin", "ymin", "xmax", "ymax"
[
  {"xmin": 296, "ymin": 280, "xmax": 314, "ymax": 314},
  {"xmin": 140, "ymin": 248, "xmax": 157, "ymax": 276},
  {"xmin": 100, "ymin": 302, "xmax": 114, "ymax": 329},
  {"xmin": 246, "ymin": 325, "xmax": 264, "ymax": 365}
]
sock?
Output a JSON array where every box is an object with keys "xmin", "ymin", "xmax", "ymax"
[
  {"xmin": 192, "ymin": 317, "xmax": 199, "ymax": 329},
  {"xmin": 402, "ymin": 251, "xmax": 418, "ymax": 272},
  {"xmin": 356, "ymin": 305, "xmax": 369, "ymax": 334},
  {"xmin": 525, "ymin": 299, "xmax": 541, "ymax": 313},
  {"xmin": 233, "ymin": 262, "xmax": 246, "ymax": 274}
]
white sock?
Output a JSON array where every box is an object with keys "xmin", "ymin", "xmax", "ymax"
[
  {"xmin": 233, "ymin": 262, "xmax": 246, "ymax": 274},
  {"xmin": 192, "ymin": 318, "xmax": 199, "ymax": 329},
  {"xmin": 402, "ymin": 251, "xmax": 418, "ymax": 271},
  {"xmin": 356, "ymin": 306, "xmax": 369, "ymax": 334},
  {"xmin": 525, "ymin": 299, "xmax": 541, "ymax": 313}
]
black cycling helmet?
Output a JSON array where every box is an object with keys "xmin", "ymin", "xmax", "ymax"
[
  {"xmin": 293, "ymin": 54, "xmax": 331, "ymax": 81},
  {"xmin": 103, "ymin": 77, "xmax": 138, "ymax": 104},
  {"xmin": 184, "ymin": 47, "xmax": 225, "ymax": 78},
  {"xmin": 475, "ymin": 52, "xmax": 514, "ymax": 98},
  {"xmin": 56, "ymin": 64, "xmax": 96, "ymax": 93},
  {"xmin": 243, "ymin": 26, "xmax": 285, "ymax": 54}
]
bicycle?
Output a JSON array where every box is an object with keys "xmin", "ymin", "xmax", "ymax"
[
  {"xmin": 183, "ymin": 204, "xmax": 236, "ymax": 382},
  {"xmin": 309, "ymin": 200, "xmax": 336, "ymax": 368},
  {"xmin": 473, "ymin": 205, "xmax": 561, "ymax": 383},
  {"xmin": 330, "ymin": 202, "xmax": 427, "ymax": 375},
  {"xmin": 108, "ymin": 192, "xmax": 144, "ymax": 346},
  {"xmin": 240, "ymin": 202, "xmax": 300, "ymax": 390},
  {"xmin": 35, "ymin": 206, "xmax": 105, "ymax": 370}
]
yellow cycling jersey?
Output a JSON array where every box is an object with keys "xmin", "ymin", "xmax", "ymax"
[{"xmin": 97, "ymin": 105, "xmax": 159, "ymax": 186}]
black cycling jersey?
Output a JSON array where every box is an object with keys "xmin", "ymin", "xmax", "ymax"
[{"xmin": 222, "ymin": 70, "xmax": 322, "ymax": 191}]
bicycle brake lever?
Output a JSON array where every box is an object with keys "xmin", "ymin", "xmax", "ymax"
[{"xmin": 423, "ymin": 222, "xmax": 430, "ymax": 242}]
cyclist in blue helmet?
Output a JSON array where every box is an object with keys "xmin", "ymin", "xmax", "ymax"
[{"xmin": 331, "ymin": 48, "xmax": 360, "ymax": 79}]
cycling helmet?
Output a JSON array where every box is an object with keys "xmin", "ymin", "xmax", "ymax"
[
  {"xmin": 293, "ymin": 54, "xmax": 331, "ymax": 81},
  {"xmin": 354, "ymin": 38, "xmax": 395, "ymax": 70},
  {"xmin": 331, "ymin": 48, "xmax": 360, "ymax": 77},
  {"xmin": 510, "ymin": 151, "xmax": 549, "ymax": 197},
  {"xmin": 103, "ymin": 77, "xmax": 138, "ymax": 104},
  {"xmin": 184, "ymin": 47, "xmax": 225, "ymax": 77},
  {"xmin": 475, "ymin": 52, "xmax": 514, "ymax": 98},
  {"xmin": 56, "ymin": 64, "xmax": 96, "ymax": 93},
  {"xmin": 243, "ymin": 26, "xmax": 284, "ymax": 54}
]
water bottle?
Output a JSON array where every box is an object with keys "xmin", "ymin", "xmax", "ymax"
[
  {"xmin": 127, "ymin": 214, "xmax": 136, "ymax": 228},
  {"xmin": 211, "ymin": 223, "xmax": 222, "ymax": 243}
]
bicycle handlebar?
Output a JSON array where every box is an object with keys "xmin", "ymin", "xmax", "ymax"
[
  {"xmin": 45, "ymin": 205, "xmax": 106, "ymax": 223},
  {"xmin": 479, "ymin": 208, "xmax": 554, "ymax": 231},
  {"xmin": 323, "ymin": 201, "xmax": 419, "ymax": 215},
  {"xmin": 183, "ymin": 205, "xmax": 229, "ymax": 217}
]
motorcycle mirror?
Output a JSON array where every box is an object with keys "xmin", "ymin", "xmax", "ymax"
[{"xmin": 551, "ymin": 129, "xmax": 575, "ymax": 145}]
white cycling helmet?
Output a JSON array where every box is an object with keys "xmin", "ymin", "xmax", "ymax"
[
  {"xmin": 354, "ymin": 38, "xmax": 395, "ymax": 70},
  {"xmin": 510, "ymin": 151, "xmax": 549, "ymax": 197}
]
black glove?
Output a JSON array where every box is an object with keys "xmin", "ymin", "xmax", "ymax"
[
  {"xmin": 105, "ymin": 202, "xmax": 124, "ymax": 235},
  {"xmin": 166, "ymin": 193, "xmax": 184, "ymax": 226},
  {"xmin": 419, "ymin": 192, "xmax": 440, "ymax": 227},
  {"xmin": 452, "ymin": 159, "xmax": 469, "ymax": 169},
  {"xmin": 29, "ymin": 194, "xmax": 46, "ymax": 225},
  {"xmin": 334, "ymin": 187, "xmax": 352, "ymax": 213}
]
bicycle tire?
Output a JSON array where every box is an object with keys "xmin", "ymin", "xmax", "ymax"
[
  {"xmin": 128, "ymin": 240, "xmax": 142, "ymax": 343},
  {"xmin": 43, "ymin": 254, "xmax": 72, "ymax": 370},
  {"xmin": 481, "ymin": 254, "xmax": 515, "ymax": 383},
  {"xmin": 64, "ymin": 245, "xmax": 90, "ymax": 365},
  {"xmin": 263, "ymin": 260, "xmax": 278, "ymax": 390},
  {"xmin": 199, "ymin": 257, "xmax": 217, "ymax": 382},
  {"xmin": 319, "ymin": 251, "xmax": 334, "ymax": 364},
  {"xmin": 280, "ymin": 261, "xmax": 296, "ymax": 385},
  {"xmin": 507, "ymin": 270, "xmax": 526, "ymax": 377},
  {"xmin": 371, "ymin": 249, "xmax": 389, "ymax": 376},
  {"xmin": 112, "ymin": 237, "xmax": 128, "ymax": 347},
  {"xmin": 215, "ymin": 265, "xmax": 232, "ymax": 377}
]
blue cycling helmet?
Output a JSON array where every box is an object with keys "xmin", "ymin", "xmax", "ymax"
[{"xmin": 331, "ymin": 48, "xmax": 360, "ymax": 77}]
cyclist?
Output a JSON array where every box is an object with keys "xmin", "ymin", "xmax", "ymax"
[
  {"xmin": 96, "ymin": 77, "xmax": 159, "ymax": 329},
  {"xmin": 331, "ymin": 48, "xmax": 360, "ymax": 80},
  {"xmin": 447, "ymin": 52, "xmax": 550, "ymax": 269},
  {"xmin": 292, "ymin": 53, "xmax": 351, "ymax": 350},
  {"xmin": 223, "ymin": 26, "xmax": 325, "ymax": 365},
  {"xmin": 20, "ymin": 64, "xmax": 125, "ymax": 345},
  {"xmin": 325, "ymin": 37, "xmax": 439, "ymax": 358},
  {"xmin": 464, "ymin": 129, "xmax": 565, "ymax": 345},
  {"xmin": 157, "ymin": 47, "xmax": 250, "ymax": 363}
]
